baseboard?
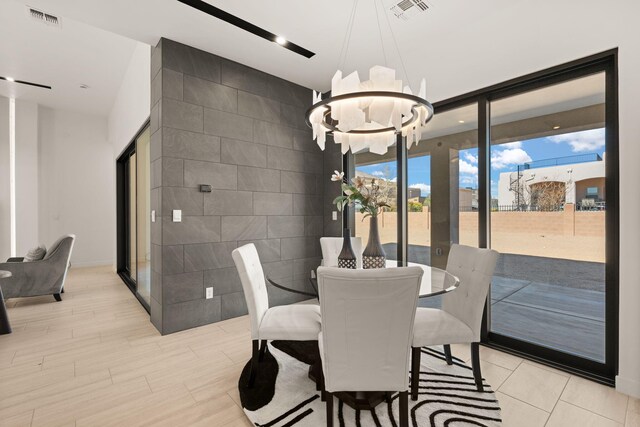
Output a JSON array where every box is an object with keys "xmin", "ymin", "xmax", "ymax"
[
  {"xmin": 616, "ymin": 374, "xmax": 640, "ymax": 398},
  {"xmin": 70, "ymin": 260, "xmax": 114, "ymax": 268}
]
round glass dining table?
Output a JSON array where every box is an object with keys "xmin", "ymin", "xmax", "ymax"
[
  {"xmin": 265, "ymin": 261, "xmax": 459, "ymax": 411},
  {"xmin": 266, "ymin": 261, "xmax": 460, "ymax": 299}
]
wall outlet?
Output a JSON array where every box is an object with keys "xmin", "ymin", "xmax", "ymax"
[
  {"xmin": 151, "ymin": 210, "xmax": 156, "ymax": 223},
  {"xmin": 332, "ymin": 211, "xmax": 338, "ymax": 221},
  {"xmin": 172, "ymin": 209, "xmax": 182, "ymax": 222},
  {"xmin": 205, "ymin": 287, "xmax": 213, "ymax": 299}
]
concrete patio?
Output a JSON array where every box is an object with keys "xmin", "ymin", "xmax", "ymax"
[{"xmin": 386, "ymin": 244, "xmax": 606, "ymax": 362}]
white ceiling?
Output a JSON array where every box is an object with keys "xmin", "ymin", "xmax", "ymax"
[
  {"xmin": 0, "ymin": 0, "xmax": 609, "ymax": 123},
  {"xmin": 0, "ymin": 0, "xmax": 139, "ymax": 116},
  {"xmin": 10, "ymin": 0, "xmax": 526, "ymax": 96}
]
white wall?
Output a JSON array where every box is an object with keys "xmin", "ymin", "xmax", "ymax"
[
  {"xmin": 38, "ymin": 107, "xmax": 114, "ymax": 267},
  {"xmin": 412, "ymin": 0, "xmax": 640, "ymax": 397},
  {"xmin": 15, "ymin": 100, "xmax": 39, "ymax": 255},
  {"xmin": 0, "ymin": 96, "xmax": 9, "ymax": 262},
  {"xmin": 108, "ymin": 42, "xmax": 151, "ymax": 157},
  {"xmin": 107, "ymin": 41, "xmax": 151, "ymax": 269}
]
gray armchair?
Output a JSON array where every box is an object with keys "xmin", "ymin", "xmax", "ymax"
[{"xmin": 0, "ymin": 235, "xmax": 75, "ymax": 302}]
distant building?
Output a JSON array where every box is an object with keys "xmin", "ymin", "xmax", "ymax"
[
  {"xmin": 459, "ymin": 188, "xmax": 478, "ymax": 211},
  {"xmin": 497, "ymin": 153, "xmax": 605, "ymax": 209},
  {"xmin": 407, "ymin": 187, "xmax": 421, "ymax": 199}
]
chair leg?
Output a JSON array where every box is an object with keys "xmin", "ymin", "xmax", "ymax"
[
  {"xmin": 61, "ymin": 287, "xmax": 64, "ymax": 293},
  {"xmin": 443, "ymin": 344, "xmax": 453, "ymax": 365},
  {"xmin": 248, "ymin": 340, "xmax": 259, "ymax": 388},
  {"xmin": 399, "ymin": 391, "xmax": 409, "ymax": 427},
  {"xmin": 53, "ymin": 293, "xmax": 62, "ymax": 302},
  {"xmin": 325, "ymin": 391, "xmax": 333, "ymax": 427},
  {"xmin": 319, "ymin": 368, "xmax": 326, "ymax": 400},
  {"xmin": 411, "ymin": 347, "xmax": 421, "ymax": 401},
  {"xmin": 470, "ymin": 342, "xmax": 484, "ymax": 392},
  {"xmin": 258, "ymin": 340, "xmax": 267, "ymax": 362}
]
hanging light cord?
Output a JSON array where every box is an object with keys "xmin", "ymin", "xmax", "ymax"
[
  {"xmin": 374, "ymin": 0, "xmax": 388, "ymax": 67},
  {"xmin": 337, "ymin": 0, "xmax": 360, "ymax": 72},
  {"xmin": 381, "ymin": 0, "xmax": 411, "ymax": 87}
]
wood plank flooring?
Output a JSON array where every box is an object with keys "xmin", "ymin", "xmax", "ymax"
[{"xmin": 0, "ymin": 266, "xmax": 637, "ymax": 426}]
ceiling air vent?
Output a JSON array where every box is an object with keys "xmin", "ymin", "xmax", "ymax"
[
  {"xmin": 391, "ymin": 0, "xmax": 430, "ymax": 20},
  {"xmin": 27, "ymin": 6, "xmax": 61, "ymax": 28}
]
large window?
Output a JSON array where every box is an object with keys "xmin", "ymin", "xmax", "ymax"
[
  {"xmin": 347, "ymin": 51, "xmax": 618, "ymax": 383},
  {"xmin": 353, "ymin": 145, "xmax": 398, "ymax": 261}
]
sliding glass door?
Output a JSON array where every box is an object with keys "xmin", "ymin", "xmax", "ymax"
[
  {"xmin": 117, "ymin": 122, "xmax": 151, "ymax": 311},
  {"xmin": 488, "ymin": 73, "xmax": 607, "ymax": 363},
  {"xmin": 346, "ymin": 51, "xmax": 618, "ymax": 383}
]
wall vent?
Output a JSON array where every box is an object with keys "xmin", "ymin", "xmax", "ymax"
[
  {"xmin": 391, "ymin": 0, "xmax": 430, "ymax": 20},
  {"xmin": 26, "ymin": 6, "xmax": 61, "ymax": 28}
]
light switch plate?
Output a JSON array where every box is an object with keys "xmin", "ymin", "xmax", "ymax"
[
  {"xmin": 172, "ymin": 210, "xmax": 182, "ymax": 222},
  {"xmin": 332, "ymin": 211, "xmax": 338, "ymax": 221},
  {"xmin": 151, "ymin": 210, "xmax": 156, "ymax": 223},
  {"xmin": 205, "ymin": 287, "xmax": 213, "ymax": 299}
]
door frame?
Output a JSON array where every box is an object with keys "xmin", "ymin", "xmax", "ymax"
[
  {"xmin": 116, "ymin": 120, "xmax": 151, "ymax": 314},
  {"xmin": 346, "ymin": 49, "xmax": 619, "ymax": 384}
]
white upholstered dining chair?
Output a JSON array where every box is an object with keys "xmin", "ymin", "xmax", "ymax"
[
  {"xmin": 320, "ymin": 237, "xmax": 363, "ymax": 269},
  {"xmin": 411, "ymin": 244, "xmax": 499, "ymax": 399},
  {"xmin": 317, "ymin": 266, "xmax": 424, "ymax": 427},
  {"xmin": 232, "ymin": 243, "xmax": 322, "ymax": 387}
]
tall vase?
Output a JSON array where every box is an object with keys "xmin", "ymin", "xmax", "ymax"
[
  {"xmin": 337, "ymin": 228, "xmax": 357, "ymax": 269},
  {"xmin": 363, "ymin": 216, "xmax": 386, "ymax": 269}
]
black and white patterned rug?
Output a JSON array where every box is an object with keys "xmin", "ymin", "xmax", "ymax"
[{"xmin": 238, "ymin": 341, "xmax": 502, "ymax": 426}]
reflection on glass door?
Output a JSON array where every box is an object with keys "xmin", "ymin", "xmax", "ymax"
[
  {"xmin": 489, "ymin": 72, "xmax": 607, "ymax": 362},
  {"xmin": 129, "ymin": 153, "xmax": 137, "ymax": 281},
  {"xmin": 136, "ymin": 127, "xmax": 151, "ymax": 305},
  {"xmin": 117, "ymin": 122, "xmax": 151, "ymax": 311}
]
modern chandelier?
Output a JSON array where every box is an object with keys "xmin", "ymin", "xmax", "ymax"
[{"xmin": 305, "ymin": 0, "xmax": 434, "ymax": 155}]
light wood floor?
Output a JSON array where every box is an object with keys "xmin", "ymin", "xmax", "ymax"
[{"xmin": 1, "ymin": 266, "xmax": 637, "ymax": 427}]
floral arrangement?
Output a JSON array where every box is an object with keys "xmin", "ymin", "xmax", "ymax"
[{"xmin": 331, "ymin": 171, "xmax": 391, "ymax": 219}]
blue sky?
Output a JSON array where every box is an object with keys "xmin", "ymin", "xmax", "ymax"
[{"xmin": 355, "ymin": 128, "xmax": 606, "ymax": 197}]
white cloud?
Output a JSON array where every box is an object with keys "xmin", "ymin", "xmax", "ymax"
[
  {"xmin": 462, "ymin": 152, "xmax": 477, "ymax": 164},
  {"xmin": 390, "ymin": 177, "xmax": 397, "ymax": 182},
  {"xmin": 502, "ymin": 141, "xmax": 522, "ymax": 149},
  {"xmin": 548, "ymin": 128, "xmax": 605, "ymax": 152},
  {"xmin": 370, "ymin": 170, "xmax": 386, "ymax": 177},
  {"xmin": 409, "ymin": 182, "xmax": 430, "ymax": 196},
  {"xmin": 460, "ymin": 159, "xmax": 478, "ymax": 175},
  {"xmin": 491, "ymin": 147, "xmax": 532, "ymax": 169},
  {"xmin": 460, "ymin": 175, "xmax": 477, "ymax": 185}
]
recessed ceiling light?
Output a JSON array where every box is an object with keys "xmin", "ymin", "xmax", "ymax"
[
  {"xmin": 275, "ymin": 36, "xmax": 287, "ymax": 45},
  {"xmin": 553, "ymin": 125, "xmax": 560, "ymax": 130},
  {"xmin": 1, "ymin": 76, "xmax": 51, "ymax": 89},
  {"xmin": 458, "ymin": 120, "xmax": 465, "ymax": 123}
]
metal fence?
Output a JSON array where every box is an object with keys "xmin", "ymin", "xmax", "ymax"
[
  {"xmin": 521, "ymin": 153, "xmax": 603, "ymax": 170},
  {"xmin": 492, "ymin": 204, "xmax": 565, "ymax": 212}
]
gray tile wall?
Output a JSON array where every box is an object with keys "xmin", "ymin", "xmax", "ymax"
[{"xmin": 150, "ymin": 38, "xmax": 326, "ymax": 334}]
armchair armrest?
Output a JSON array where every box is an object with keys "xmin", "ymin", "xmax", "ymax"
[{"xmin": 6, "ymin": 257, "xmax": 24, "ymax": 263}]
